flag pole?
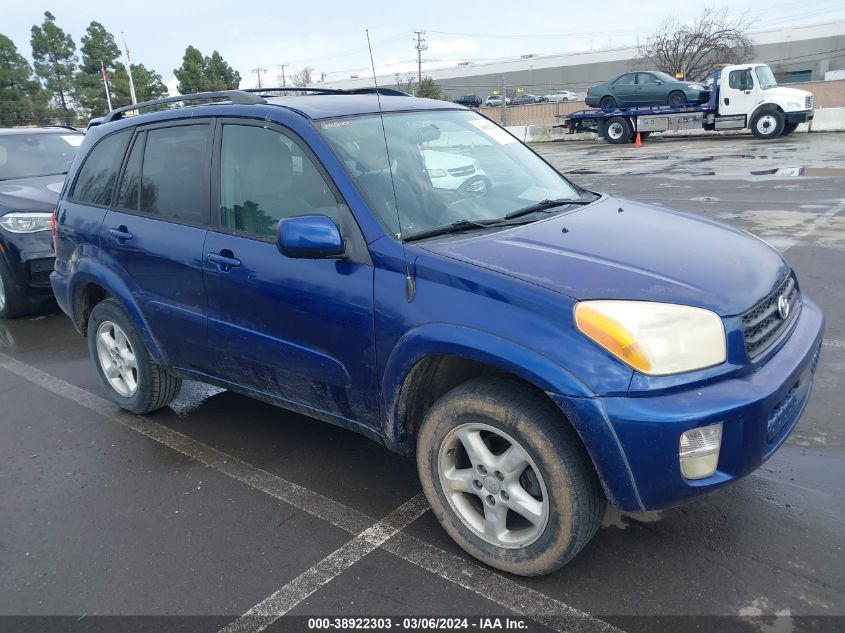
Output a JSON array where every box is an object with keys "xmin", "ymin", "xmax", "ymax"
[
  {"xmin": 101, "ymin": 61, "xmax": 113, "ymax": 111},
  {"xmin": 122, "ymin": 33, "xmax": 138, "ymax": 105}
]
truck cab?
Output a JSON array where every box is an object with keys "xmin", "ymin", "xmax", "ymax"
[{"xmin": 711, "ymin": 63, "xmax": 814, "ymax": 138}]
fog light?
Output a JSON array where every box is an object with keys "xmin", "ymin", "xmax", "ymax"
[{"xmin": 679, "ymin": 422, "xmax": 722, "ymax": 480}]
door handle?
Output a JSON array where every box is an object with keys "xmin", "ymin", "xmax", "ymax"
[
  {"xmin": 207, "ymin": 251, "xmax": 241, "ymax": 271},
  {"xmin": 108, "ymin": 227, "xmax": 133, "ymax": 243}
]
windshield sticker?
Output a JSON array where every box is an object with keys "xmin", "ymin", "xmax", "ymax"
[
  {"xmin": 61, "ymin": 135, "xmax": 84, "ymax": 146},
  {"xmin": 468, "ymin": 119, "xmax": 516, "ymax": 145},
  {"xmin": 320, "ymin": 121, "xmax": 349, "ymax": 129}
]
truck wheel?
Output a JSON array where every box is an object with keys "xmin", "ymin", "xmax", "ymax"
[
  {"xmin": 605, "ymin": 116, "xmax": 632, "ymax": 144},
  {"xmin": 88, "ymin": 299, "xmax": 182, "ymax": 414},
  {"xmin": 751, "ymin": 109, "xmax": 785, "ymax": 139},
  {"xmin": 668, "ymin": 91, "xmax": 686, "ymax": 106},
  {"xmin": 599, "ymin": 96, "xmax": 616, "ymax": 110},
  {"xmin": 416, "ymin": 376, "xmax": 605, "ymax": 576},
  {"xmin": 782, "ymin": 122, "xmax": 799, "ymax": 135}
]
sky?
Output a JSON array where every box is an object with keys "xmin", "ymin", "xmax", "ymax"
[{"xmin": 2, "ymin": 0, "xmax": 844, "ymax": 94}]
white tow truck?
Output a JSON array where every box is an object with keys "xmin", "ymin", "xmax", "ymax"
[{"xmin": 561, "ymin": 63, "xmax": 814, "ymax": 143}]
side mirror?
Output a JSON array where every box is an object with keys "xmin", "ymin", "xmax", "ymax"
[{"xmin": 278, "ymin": 215, "xmax": 346, "ymax": 259}]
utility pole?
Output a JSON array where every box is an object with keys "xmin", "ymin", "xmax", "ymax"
[
  {"xmin": 414, "ymin": 30, "xmax": 427, "ymax": 86},
  {"xmin": 251, "ymin": 67, "xmax": 267, "ymax": 89},
  {"xmin": 500, "ymin": 77, "xmax": 507, "ymax": 127},
  {"xmin": 277, "ymin": 64, "xmax": 289, "ymax": 87}
]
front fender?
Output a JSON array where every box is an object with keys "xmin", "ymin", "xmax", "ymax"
[
  {"xmin": 381, "ymin": 322, "xmax": 594, "ymax": 441},
  {"xmin": 68, "ymin": 257, "xmax": 166, "ymax": 365}
]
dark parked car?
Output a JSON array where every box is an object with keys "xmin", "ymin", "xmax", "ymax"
[
  {"xmin": 0, "ymin": 127, "xmax": 83, "ymax": 317},
  {"xmin": 53, "ymin": 90, "xmax": 822, "ymax": 576},
  {"xmin": 454, "ymin": 94, "xmax": 482, "ymax": 108},
  {"xmin": 586, "ymin": 71, "xmax": 709, "ymax": 109}
]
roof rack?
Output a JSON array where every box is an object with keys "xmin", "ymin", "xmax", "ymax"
[
  {"xmin": 102, "ymin": 90, "xmax": 266, "ymax": 123},
  {"xmin": 242, "ymin": 86, "xmax": 410, "ymax": 97}
]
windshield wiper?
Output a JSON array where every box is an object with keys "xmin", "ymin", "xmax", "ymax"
[
  {"xmin": 503, "ymin": 195, "xmax": 596, "ymax": 220},
  {"xmin": 404, "ymin": 218, "xmax": 502, "ymax": 242}
]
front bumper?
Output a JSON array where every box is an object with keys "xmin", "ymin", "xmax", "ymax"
[
  {"xmin": 786, "ymin": 109, "xmax": 814, "ymax": 125},
  {"xmin": 557, "ymin": 298, "xmax": 824, "ymax": 511},
  {"xmin": 0, "ymin": 228, "xmax": 56, "ymax": 299}
]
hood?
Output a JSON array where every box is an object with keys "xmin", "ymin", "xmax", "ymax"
[
  {"xmin": 763, "ymin": 86, "xmax": 811, "ymax": 103},
  {"xmin": 417, "ymin": 196, "xmax": 788, "ymax": 316},
  {"xmin": 0, "ymin": 174, "xmax": 65, "ymax": 214}
]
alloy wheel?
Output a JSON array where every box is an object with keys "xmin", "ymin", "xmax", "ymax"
[
  {"xmin": 438, "ymin": 422, "xmax": 550, "ymax": 548},
  {"xmin": 95, "ymin": 320, "xmax": 139, "ymax": 397}
]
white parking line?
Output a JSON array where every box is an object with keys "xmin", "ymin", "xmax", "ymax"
[
  {"xmin": 0, "ymin": 352, "xmax": 621, "ymax": 633},
  {"xmin": 220, "ymin": 494, "xmax": 430, "ymax": 633},
  {"xmin": 782, "ymin": 200, "xmax": 845, "ymax": 253},
  {"xmin": 823, "ymin": 339, "xmax": 845, "ymax": 349}
]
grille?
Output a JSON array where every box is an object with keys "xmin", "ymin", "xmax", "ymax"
[
  {"xmin": 448, "ymin": 165, "xmax": 475, "ymax": 177},
  {"xmin": 805, "ymin": 95, "xmax": 813, "ymax": 110},
  {"xmin": 741, "ymin": 273, "xmax": 799, "ymax": 359},
  {"xmin": 27, "ymin": 257, "xmax": 54, "ymax": 287}
]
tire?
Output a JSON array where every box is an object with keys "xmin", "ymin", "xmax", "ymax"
[
  {"xmin": 604, "ymin": 116, "xmax": 633, "ymax": 144},
  {"xmin": 416, "ymin": 376, "xmax": 605, "ymax": 576},
  {"xmin": 0, "ymin": 259, "xmax": 31, "ymax": 319},
  {"xmin": 599, "ymin": 95, "xmax": 616, "ymax": 110},
  {"xmin": 87, "ymin": 299, "xmax": 182, "ymax": 414},
  {"xmin": 668, "ymin": 91, "xmax": 686, "ymax": 107},
  {"xmin": 751, "ymin": 109, "xmax": 785, "ymax": 139},
  {"xmin": 782, "ymin": 121, "xmax": 799, "ymax": 135}
]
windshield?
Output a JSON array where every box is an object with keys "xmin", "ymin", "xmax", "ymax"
[
  {"xmin": 318, "ymin": 110, "xmax": 581, "ymax": 237},
  {"xmin": 755, "ymin": 65, "xmax": 778, "ymax": 90},
  {"xmin": 0, "ymin": 132, "xmax": 82, "ymax": 181}
]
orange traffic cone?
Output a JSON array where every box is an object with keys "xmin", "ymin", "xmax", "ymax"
[{"xmin": 634, "ymin": 132, "xmax": 643, "ymax": 147}]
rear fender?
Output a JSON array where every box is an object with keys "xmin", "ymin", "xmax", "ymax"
[{"xmin": 68, "ymin": 257, "xmax": 166, "ymax": 365}]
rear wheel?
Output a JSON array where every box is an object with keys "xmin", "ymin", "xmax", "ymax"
[
  {"xmin": 751, "ymin": 109, "xmax": 785, "ymax": 139},
  {"xmin": 782, "ymin": 121, "xmax": 799, "ymax": 135},
  {"xmin": 417, "ymin": 376, "xmax": 605, "ymax": 576},
  {"xmin": 88, "ymin": 299, "xmax": 182, "ymax": 414},
  {"xmin": 668, "ymin": 91, "xmax": 686, "ymax": 107},
  {"xmin": 605, "ymin": 116, "xmax": 633, "ymax": 144},
  {"xmin": 599, "ymin": 95, "xmax": 616, "ymax": 110}
]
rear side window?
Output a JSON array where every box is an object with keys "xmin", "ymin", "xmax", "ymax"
[
  {"xmin": 71, "ymin": 130, "xmax": 131, "ymax": 206},
  {"xmin": 613, "ymin": 74, "xmax": 635, "ymax": 86},
  {"xmin": 115, "ymin": 132, "xmax": 144, "ymax": 211},
  {"xmin": 140, "ymin": 124, "xmax": 210, "ymax": 225}
]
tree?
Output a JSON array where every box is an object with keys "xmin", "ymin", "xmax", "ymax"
[
  {"xmin": 174, "ymin": 46, "xmax": 240, "ymax": 93},
  {"xmin": 417, "ymin": 76, "xmax": 442, "ymax": 100},
  {"xmin": 111, "ymin": 63, "xmax": 168, "ymax": 106},
  {"xmin": 75, "ymin": 21, "xmax": 121, "ymax": 117},
  {"xmin": 205, "ymin": 51, "xmax": 240, "ymax": 90},
  {"xmin": 0, "ymin": 34, "xmax": 49, "ymax": 127},
  {"xmin": 30, "ymin": 11, "xmax": 78, "ymax": 123},
  {"xmin": 634, "ymin": 7, "xmax": 755, "ymax": 81},
  {"xmin": 174, "ymin": 45, "xmax": 206, "ymax": 94},
  {"xmin": 290, "ymin": 66, "xmax": 314, "ymax": 87}
]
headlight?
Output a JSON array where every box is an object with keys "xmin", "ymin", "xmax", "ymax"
[
  {"xmin": 427, "ymin": 169, "xmax": 447, "ymax": 178},
  {"xmin": 687, "ymin": 84, "xmax": 705, "ymax": 90},
  {"xmin": 574, "ymin": 300, "xmax": 726, "ymax": 375},
  {"xmin": 0, "ymin": 212, "xmax": 53, "ymax": 233},
  {"xmin": 786, "ymin": 101, "xmax": 802, "ymax": 110}
]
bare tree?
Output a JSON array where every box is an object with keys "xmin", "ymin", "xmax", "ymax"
[
  {"xmin": 290, "ymin": 66, "xmax": 314, "ymax": 87},
  {"xmin": 634, "ymin": 7, "xmax": 755, "ymax": 81}
]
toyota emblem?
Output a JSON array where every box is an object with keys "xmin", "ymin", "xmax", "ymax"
[{"xmin": 777, "ymin": 294, "xmax": 790, "ymax": 319}]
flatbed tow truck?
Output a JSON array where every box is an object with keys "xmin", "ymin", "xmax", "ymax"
[{"xmin": 559, "ymin": 63, "xmax": 814, "ymax": 143}]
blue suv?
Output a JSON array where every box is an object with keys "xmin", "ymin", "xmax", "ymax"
[{"xmin": 52, "ymin": 89, "xmax": 823, "ymax": 576}]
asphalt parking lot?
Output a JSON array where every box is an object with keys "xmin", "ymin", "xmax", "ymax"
[{"xmin": 2, "ymin": 132, "xmax": 844, "ymax": 633}]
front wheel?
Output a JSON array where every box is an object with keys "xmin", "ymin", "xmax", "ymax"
[
  {"xmin": 668, "ymin": 91, "xmax": 686, "ymax": 107},
  {"xmin": 416, "ymin": 376, "xmax": 605, "ymax": 576},
  {"xmin": 0, "ymin": 259, "xmax": 29, "ymax": 319},
  {"xmin": 88, "ymin": 299, "xmax": 182, "ymax": 414},
  {"xmin": 751, "ymin": 109, "xmax": 785, "ymax": 139}
]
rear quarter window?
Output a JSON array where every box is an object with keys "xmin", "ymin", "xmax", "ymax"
[{"xmin": 70, "ymin": 130, "xmax": 132, "ymax": 206}]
